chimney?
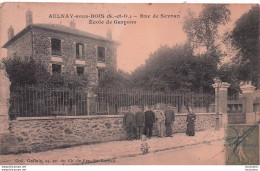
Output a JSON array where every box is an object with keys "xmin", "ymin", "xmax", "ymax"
[
  {"xmin": 70, "ymin": 20, "xmax": 76, "ymax": 29},
  {"xmin": 107, "ymin": 29, "xmax": 112, "ymax": 40},
  {"xmin": 26, "ymin": 9, "xmax": 33, "ymax": 26},
  {"xmin": 8, "ymin": 26, "xmax": 14, "ymax": 40}
]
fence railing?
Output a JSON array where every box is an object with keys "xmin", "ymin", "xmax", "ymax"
[
  {"xmin": 9, "ymin": 86, "xmax": 88, "ymax": 118},
  {"xmin": 95, "ymin": 89, "xmax": 214, "ymax": 114},
  {"xmin": 9, "ymin": 86, "xmax": 214, "ymax": 118}
]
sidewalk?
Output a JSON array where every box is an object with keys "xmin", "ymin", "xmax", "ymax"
[{"xmin": 0, "ymin": 128, "xmax": 224, "ymax": 165}]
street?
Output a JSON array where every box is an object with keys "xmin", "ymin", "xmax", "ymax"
[
  {"xmin": 0, "ymin": 129, "xmax": 225, "ymax": 165},
  {"xmin": 95, "ymin": 140, "xmax": 225, "ymax": 165}
]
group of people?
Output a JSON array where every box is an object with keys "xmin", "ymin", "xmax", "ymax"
[{"xmin": 123, "ymin": 104, "xmax": 197, "ymax": 141}]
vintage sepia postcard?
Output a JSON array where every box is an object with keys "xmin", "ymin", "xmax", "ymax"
[{"xmin": 0, "ymin": 2, "xmax": 259, "ymax": 167}]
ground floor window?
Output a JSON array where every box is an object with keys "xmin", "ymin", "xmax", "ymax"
[
  {"xmin": 98, "ymin": 69, "xmax": 105, "ymax": 80},
  {"xmin": 77, "ymin": 67, "xmax": 84, "ymax": 75},
  {"xmin": 52, "ymin": 64, "xmax": 62, "ymax": 74}
]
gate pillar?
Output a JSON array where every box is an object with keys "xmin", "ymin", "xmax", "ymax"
[
  {"xmin": 213, "ymin": 78, "xmax": 230, "ymax": 128},
  {"xmin": 87, "ymin": 91, "xmax": 97, "ymax": 115},
  {"xmin": 0, "ymin": 62, "xmax": 11, "ymax": 154},
  {"xmin": 241, "ymin": 82, "xmax": 256, "ymax": 124},
  {"xmin": 0, "ymin": 62, "xmax": 10, "ymax": 134}
]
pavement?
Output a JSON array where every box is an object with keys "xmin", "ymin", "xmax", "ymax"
[
  {"xmin": 0, "ymin": 128, "xmax": 225, "ymax": 165},
  {"xmin": 101, "ymin": 141, "xmax": 225, "ymax": 165}
]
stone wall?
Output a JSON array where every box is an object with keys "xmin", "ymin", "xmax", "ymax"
[
  {"xmin": 0, "ymin": 113, "xmax": 219, "ymax": 154},
  {"xmin": 5, "ymin": 26, "xmax": 117, "ymax": 87},
  {"xmin": 32, "ymin": 27, "xmax": 117, "ymax": 85},
  {"xmin": 7, "ymin": 31, "xmax": 33, "ymax": 58}
]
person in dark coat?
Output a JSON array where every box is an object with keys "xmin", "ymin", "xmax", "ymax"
[
  {"xmin": 144, "ymin": 106, "xmax": 156, "ymax": 138},
  {"xmin": 123, "ymin": 109, "xmax": 135, "ymax": 140},
  {"xmin": 186, "ymin": 105, "xmax": 196, "ymax": 136},
  {"xmin": 164, "ymin": 106, "xmax": 175, "ymax": 137},
  {"xmin": 135, "ymin": 110, "xmax": 145, "ymax": 139}
]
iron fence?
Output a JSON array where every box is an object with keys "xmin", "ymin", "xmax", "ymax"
[
  {"xmin": 9, "ymin": 86, "xmax": 214, "ymax": 118},
  {"xmin": 95, "ymin": 89, "xmax": 214, "ymax": 114},
  {"xmin": 9, "ymin": 86, "xmax": 88, "ymax": 118}
]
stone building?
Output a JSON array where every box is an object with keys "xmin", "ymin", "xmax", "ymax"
[{"xmin": 2, "ymin": 10, "xmax": 118, "ymax": 86}]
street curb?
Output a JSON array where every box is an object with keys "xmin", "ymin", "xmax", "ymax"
[{"xmin": 74, "ymin": 138, "xmax": 225, "ymax": 165}]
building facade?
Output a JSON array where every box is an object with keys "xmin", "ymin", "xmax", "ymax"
[{"xmin": 2, "ymin": 10, "xmax": 118, "ymax": 87}]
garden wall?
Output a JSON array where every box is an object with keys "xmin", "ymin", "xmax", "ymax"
[{"xmin": 0, "ymin": 113, "xmax": 219, "ymax": 154}]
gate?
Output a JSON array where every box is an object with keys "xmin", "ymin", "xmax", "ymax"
[{"xmin": 227, "ymin": 100, "xmax": 246, "ymax": 124}]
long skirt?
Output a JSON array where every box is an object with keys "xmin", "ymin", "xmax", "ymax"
[{"xmin": 186, "ymin": 121, "xmax": 195, "ymax": 136}]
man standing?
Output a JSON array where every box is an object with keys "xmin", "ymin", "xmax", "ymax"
[
  {"xmin": 135, "ymin": 109, "xmax": 145, "ymax": 139},
  {"xmin": 123, "ymin": 108, "xmax": 135, "ymax": 140},
  {"xmin": 154, "ymin": 105, "xmax": 165, "ymax": 138},
  {"xmin": 144, "ymin": 106, "xmax": 155, "ymax": 138},
  {"xmin": 164, "ymin": 105, "xmax": 175, "ymax": 137}
]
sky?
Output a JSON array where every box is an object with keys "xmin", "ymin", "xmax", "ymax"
[{"xmin": 0, "ymin": 3, "xmax": 253, "ymax": 73}]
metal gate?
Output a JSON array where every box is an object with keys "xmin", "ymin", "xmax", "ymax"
[
  {"xmin": 228, "ymin": 112, "xmax": 246, "ymax": 124},
  {"xmin": 227, "ymin": 102, "xmax": 246, "ymax": 124}
]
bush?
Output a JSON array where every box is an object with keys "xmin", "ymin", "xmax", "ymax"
[
  {"xmin": 2, "ymin": 56, "xmax": 89, "ymax": 90},
  {"xmin": 2, "ymin": 56, "xmax": 50, "ymax": 87}
]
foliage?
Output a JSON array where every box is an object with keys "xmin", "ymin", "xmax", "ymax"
[
  {"xmin": 183, "ymin": 4, "xmax": 231, "ymax": 61},
  {"xmin": 227, "ymin": 5, "xmax": 259, "ymax": 87},
  {"xmin": 130, "ymin": 5, "xmax": 231, "ymax": 93},
  {"xmin": 218, "ymin": 63, "xmax": 241, "ymax": 95},
  {"xmin": 2, "ymin": 56, "xmax": 89, "ymax": 90},
  {"xmin": 130, "ymin": 44, "xmax": 217, "ymax": 93},
  {"xmin": 2, "ymin": 56, "xmax": 50, "ymax": 87},
  {"xmin": 97, "ymin": 69, "xmax": 131, "ymax": 89},
  {"xmin": 48, "ymin": 72, "xmax": 89, "ymax": 90}
]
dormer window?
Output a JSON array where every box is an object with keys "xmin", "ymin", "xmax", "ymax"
[
  {"xmin": 97, "ymin": 47, "xmax": 105, "ymax": 62},
  {"xmin": 76, "ymin": 43, "xmax": 84, "ymax": 59},
  {"xmin": 51, "ymin": 38, "xmax": 61, "ymax": 56}
]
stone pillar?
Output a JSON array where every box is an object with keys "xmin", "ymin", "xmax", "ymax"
[
  {"xmin": 255, "ymin": 90, "xmax": 260, "ymax": 123},
  {"xmin": 213, "ymin": 78, "xmax": 230, "ymax": 128},
  {"xmin": 87, "ymin": 91, "xmax": 97, "ymax": 115},
  {"xmin": 0, "ymin": 62, "xmax": 11, "ymax": 134},
  {"xmin": 241, "ymin": 83, "xmax": 256, "ymax": 124}
]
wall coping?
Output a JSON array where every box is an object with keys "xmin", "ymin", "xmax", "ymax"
[
  {"xmin": 16, "ymin": 115, "xmax": 123, "ymax": 121},
  {"xmin": 177, "ymin": 113, "xmax": 219, "ymax": 116},
  {"xmin": 15, "ymin": 113, "xmax": 220, "ymax": 121}
]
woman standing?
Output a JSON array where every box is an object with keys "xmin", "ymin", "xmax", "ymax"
[{"xmin": 186, "ymin": 105, "xmax": 196, "ymax": 136}]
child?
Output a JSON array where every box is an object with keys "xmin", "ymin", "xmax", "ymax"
[{"xmin": 140, "ymin": 134, "xmax": 150, "ymax": 155}]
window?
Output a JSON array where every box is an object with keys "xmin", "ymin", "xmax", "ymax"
[
  {"xmin": 76, "ymin": 43, "xmax": 84, "ymax": 59},
  {"xmin": 51, "ymin": 38, "xmax": 61, "ymax": 56},
  {"xmin": 76, "ymin": 67, "xmax": 84, "ymax": 75},
  {"xmin": 97, "ymin": 47, "xmax": 105, "ymax": 62},
  {"xmin": 98, "ymin": 69, "xmax": 105, "ymax": 80},
  {"xmin": 52, "ymin": 64, "xmax": 61, "ymax": 74}
]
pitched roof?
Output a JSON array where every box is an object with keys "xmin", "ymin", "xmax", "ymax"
[{"xmin": 3, "ymin": 24, "xmax": 118, "ymax": 48}]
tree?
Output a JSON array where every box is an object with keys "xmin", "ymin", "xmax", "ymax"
[
  {"xmin": 218, "ymin": 63, "xmax": 241, "ymax": 95},
  {"xmin": 130, "ymin": 44, "xmax": 217, "ymax": 93},
  {"xmin": 228, "ymin": 5, "xmax": 259, "ymax": 87},
  {"xmin": 183, "ymin": 4, "xmax": 231, "ymax": 62}
]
